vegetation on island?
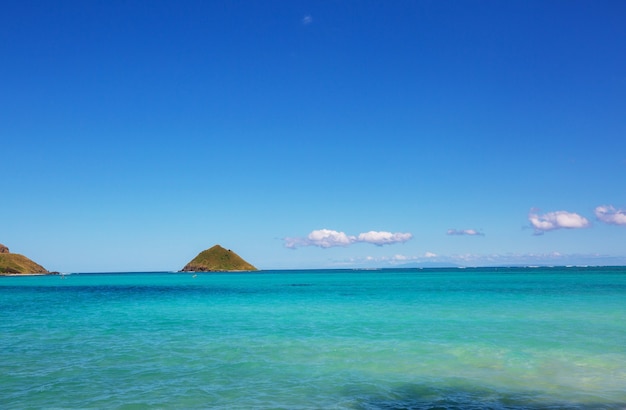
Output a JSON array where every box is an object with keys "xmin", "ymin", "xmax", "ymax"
[
  {"xmin": 181, "ymin": 244, "xmax": 257, "ymax": 272},
  {"xmin": 0, "ymin": 244, "xmax": 50, "ymax": 275}
]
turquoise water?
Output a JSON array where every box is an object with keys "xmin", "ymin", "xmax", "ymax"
[{"xmin": 1, "ymin": 267, "xmax": 625, "ymax": 409}]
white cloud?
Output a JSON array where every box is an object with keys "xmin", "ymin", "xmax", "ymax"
[
  {"xmin": 302, "ymin": 15, "xmax": 312, "ymax": 25},
  {"xmin": 282, "ymin": 237, "xmax": 305, "ymax": 249},
  {"xmin": 528, "ymin": 209, "xmax": 590, "ymax": 234},
  {"xmin": 357, "ymin": 231, "xmax": 413, "ymax": 246},
  {"xmin": 284, "ymin": 229, "xmax": 412, "ymax": 249},
  {"xmin": 392, "ymin": 254, "xmax": 408, "ymax": 261},
  {"xmin": 595, "ymin": 205, "xmax": 626, "ymax": 225},
  {"xmin": 284, "ymin": 229, "xmax": 354, "ymax": 249},
  {"xmin": 307, "ymin": 229, "xmax": 354, "ymax": 248},
  {"xmin": 447, "ymin": 229, "xmax": 484, "ymax": 236},
  {"xmin": 338, "ymin": 251, "xmax": 626, "ymax": 268}
]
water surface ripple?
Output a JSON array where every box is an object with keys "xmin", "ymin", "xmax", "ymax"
[{"xmin": 1, "ymin": 267, "xmax": 625, "ymax": 409}]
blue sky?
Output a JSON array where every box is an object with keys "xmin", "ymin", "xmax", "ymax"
[{"xmin": 2, "ymin": 0, "xmax": 625, "ymax": 272}]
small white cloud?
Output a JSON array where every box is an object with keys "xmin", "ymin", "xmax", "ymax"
[
  {"xmin": 284, "ymin": 229, "xmax": 412, "ymax": 249},
  {"xmin": 307, "ymin": 229, "xmax": 354, "ymax": 247},
  {"xmin": 334, "ymin": 251, "xmax": 626, "ymax": 268},
  {"xmin": 528, "ymin": 209, "xmax": 590, "ymax": 234},
  {"xmin": 357, "ymin": 231, "xmax": 413, "ymax": 246},
  {"xmin": 302, "ymin": 15, "xmax": 312, "ymax": 25},
  {"xmin": 447, "ymin": 229, "xmax": 484, "ymax": 236},
  {"xmin": 283, "ymin": 237, "xmax": 305, "ymax": 249},
  {"xmin": 392, "ymin": 254, "xmax": 408, "ymax": 261},
  {"xmin": 595, "ymin": 205, "xmax": 626, "ymax": 225}
]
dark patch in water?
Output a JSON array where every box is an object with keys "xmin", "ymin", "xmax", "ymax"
[{"xmin": 352, "ymin": 382, "xmax": 624, "ymax": 410}]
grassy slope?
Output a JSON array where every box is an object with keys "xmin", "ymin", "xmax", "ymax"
[
  {"xmin": 0, "ymin": 253, "xmax": 49, "ymax": 274},
  {"xmin": 182, "ymin": 245, "xmax": 257, "ymax": 272}
]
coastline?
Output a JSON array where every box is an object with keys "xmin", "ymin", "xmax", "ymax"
[{"xmin": 0, "ymin": 272, "xmax": 59, "ymax": 277}]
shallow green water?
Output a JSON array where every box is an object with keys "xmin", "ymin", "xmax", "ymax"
[{"xmin": 1, "ymin": 267, "xmax": 625, "ymax": 409}]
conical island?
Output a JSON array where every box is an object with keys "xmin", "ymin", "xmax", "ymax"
[
  {"xmin": 181, "ymin": 245, "xmax": 257, "ymax": 272},
  {"xmin": 0, "ymin": 244, "xmax": 50, "ymax": 275}
]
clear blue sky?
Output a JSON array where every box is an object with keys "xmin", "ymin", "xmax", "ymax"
[{"xmin": 2, "ymin": 0, "xmax": 625, "ymax": 272}]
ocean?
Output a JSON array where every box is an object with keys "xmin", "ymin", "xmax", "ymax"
[{"xmin": 1, "ymin": 267, "xmax": 625, "ymax": 409}]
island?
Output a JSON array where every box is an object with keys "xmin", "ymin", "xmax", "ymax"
[
  {"xmin": 180, "ymin": 245, "xmax": 257, "ymax": 272},
  {"xmin": 0, "ymin": 244, "xmax": 51, "ymax": 275}
]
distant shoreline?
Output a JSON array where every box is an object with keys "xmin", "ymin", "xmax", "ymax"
[
  {"xmin": 2, "ymin": 266, "xmax": 626, "ymax": 277},
  {"xmin": 1, "ymin": 273, "xmax": 47, "ymax": 277},
  {"xmin": 0, "ymin": 272, "xmax": 59, "ymax": 277}
]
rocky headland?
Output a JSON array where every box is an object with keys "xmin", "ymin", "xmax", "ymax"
[{"xmin": 0, "ymin": 244, "xmax": 51, "ymax": 275}]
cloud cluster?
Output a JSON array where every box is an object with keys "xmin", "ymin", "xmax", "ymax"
[
  {"xmin": 528, "ymin": 210, "xmax": 590, "ymax": 234},
  {"xmin": 345, "ymin": 251, "xmax": 626, "ymax": 268},
  {"xmin": 284, "ymin": 229, "xmax": 412, "ymax": 249},
  {"xmin": 447, "ymin": 229, "xmax": 484, "ymax": 236},
  {"xmin": 595, "ymin": 205, "xmax": 626, "ymax": 225},
  {"xmin": 529, "ymin": 204, "xmax": 626, "ymax": 234}
]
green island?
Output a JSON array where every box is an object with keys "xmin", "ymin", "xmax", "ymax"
[
  {"xmin": 1, "ymin": 243, "xmax": 257, "ymax": 274},
  {"xmin": 181, "ymin": 244, "xmax": 257, "ymax": 272},
  {"xmin": 0, "ymin": 244, "xmax": 51, "ymax": 275}
]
